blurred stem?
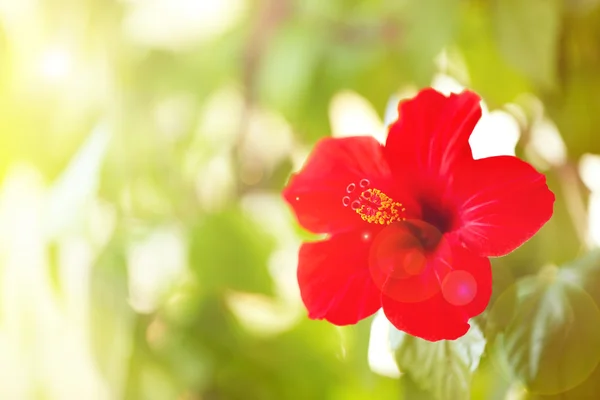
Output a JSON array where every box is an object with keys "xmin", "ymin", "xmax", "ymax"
[
  {"xmin": 233, "ymin": 0, "xmax": 292, "ymax": 195},
  {"xmin": 556, "ymin": 162, "xmax": 590, "ymax": 249}
]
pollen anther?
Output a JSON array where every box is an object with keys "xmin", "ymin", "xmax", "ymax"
[{"xmin": 354, "ymin": 188, "xmax": 405, "ymax": 225}]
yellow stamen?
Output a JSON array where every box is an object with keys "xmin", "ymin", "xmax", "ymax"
[{"xmin": 355, "ymin": 188, "xmax": 406, "ymax": 225}]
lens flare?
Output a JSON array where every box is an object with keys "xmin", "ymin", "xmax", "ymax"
[
  {"xmin": 368, "ymin": 220, "xmax": 445, "ymax": 303},
  {"xmin": 442, "ymin": 270, "xmax": 477, "ymax": 306}
]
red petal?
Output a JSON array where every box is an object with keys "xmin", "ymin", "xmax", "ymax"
[
  {"xmin": 368, "ymin": 221, "xmax": 446, "ymax": 304},
  {"xmin": 384, "ymin": 89, "xmax": 482, "ymax": 188},
  {"xmin": 283, "ymin": 136, "xmax": 396, "ymax": 234},
  {"xmin": 298, "ymin": 228, "xmax": 383, "ymax": 325},
  {"xmin": 382, "ymin": 244, "xmax": 491, "ymax": 341},
  {"xmin": 451, "ymin": 156, "xmax": 555, "ymax": 257}
]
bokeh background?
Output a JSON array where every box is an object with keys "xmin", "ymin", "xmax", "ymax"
[{"xmin": 1, "ymin": 0, "xmax": 600, "ymax": 399}]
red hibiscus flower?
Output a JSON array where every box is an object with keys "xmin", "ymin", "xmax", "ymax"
[{"xmin": 282, "ymin": 88, "xmax": 555, "ymax": 341}]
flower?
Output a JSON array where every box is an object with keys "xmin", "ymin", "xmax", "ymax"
[{"xmin": 282, "ymin": 88, "xmax": 555, "ymax": 341}]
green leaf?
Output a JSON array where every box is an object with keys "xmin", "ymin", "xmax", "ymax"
[
  {"xmin": 402, "ymin": 0, "xmax": 460, "ymax": 86},
  {"xmin": 473, "ymin": 260, "xmax": 516, "ymax": 333},
  {"xmin": 487, "ymin": 264, "xmax": 600, "ymax": 395},
  {"xmin": 491, "ymin": 0, "xmax": 562, "ymax": 88},
  {"xmin": 390, "ymin": 323, "xmax": 485, "ymax": 400},
  {"xmin": 458, "ymin": 2, "xmax": 532, "ymax": 107},
  {"xmin": 401, "ymin": 374, "xmax": 436, "ymax": 400},
  {"xmin": 257, "ymin": 23, "xmax": 324, "ymax": 116},
  {"xmin": 524, "ymin": 358, "xmax": 600, "ymax": 400},
  {"xmin": 470, "ymin": 357, "xmax": 512, "ymax": 400},
  {"xmin": 189, "ymin": 207, "xmax": 274, "ymax": 295},
  {"xmin": 90, "ymin": 236, "xmax": 137, "ymax": 399},
  {"xmin": 45, "ymin": 121, "xmax": 111, "ymax": 239},
  {"xmin": 545, "ymin": 70, "xmax": 600, "ymax": 156}
]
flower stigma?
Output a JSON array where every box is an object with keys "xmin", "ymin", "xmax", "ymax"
[{"xmin": 342, "ymin": 179, "xmax": 406, "ymax": 225}]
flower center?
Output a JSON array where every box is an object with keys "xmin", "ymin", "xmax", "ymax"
[
  {"xmin": 342, "ymin": 180, "xmax": 406, "ymax": 225},
  {"xmin": 355, "ymin": 189, "xmax": 406, "ymax": 224},
  {"xmin": 419, "ymin": 199, "xmax": 455, "ymax": 234}
]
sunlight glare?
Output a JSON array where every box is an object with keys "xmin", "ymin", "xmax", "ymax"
[
  {"xmin": 39, "ymin": 46, "xmax": 73, "ymax": 81},
  {"xmin": 0, "ymin": 166, "xmax": 110, "ymax": 399}
]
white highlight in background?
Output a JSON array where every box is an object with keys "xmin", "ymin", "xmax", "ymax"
[
  {"xmin": 0, "ymin": 166, "xmax": 110, "ymax": 399},
  {"xmin": 45, "ymin": 121, "xmax": 111, "ymax": 240},
  {"xmin": 431, "ymin": 74, "xmax": 521, "ymax": 159},
  {"xmin": 431, "ymin": 73, "xmax": 465, "ymax": 96},
  {"xmin": 39, "ymin": 46, "xmax": 73, "ymax": 81},
  {"xmin": 368, "ymin": 311, "xmax": 401, "ymax": 378},
  {"xmin": 330, "ymin": 77, "xmax": 521, "ymax": 160},
  {"xmin": 527, "ymin": 118, "xmax": 567, "ymax": 168},
  {"xmin": 124, "ymin": 0, "xmax": 247, "ymax": 49},
  {"xmin": 469, "ymin": 107, "xmax": 521, "ymax": 160},
  {"xmin": 127, "ymin": 225, "xmax": 188, "ymax": 314},
  {"xmin": 579, "ymin": 154, "xmax": 600, "ymax": 247},
  {"xmin": 329, "ymin": 90, "xmax": 386, "ymax": 143},
  {"xmin": 225, "ymin": 291, "xmax": 300, "ymax": 337}
]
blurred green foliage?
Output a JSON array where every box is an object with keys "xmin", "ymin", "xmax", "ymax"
[{"xmin": 0, "ymin": 0, "xmax": 600, "ymax": 399}]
